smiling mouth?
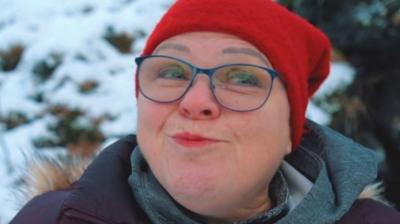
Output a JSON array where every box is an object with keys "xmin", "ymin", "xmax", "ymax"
[{"xmin": 172, "ymin": 132, "xmax": 221, "ymax": 148}]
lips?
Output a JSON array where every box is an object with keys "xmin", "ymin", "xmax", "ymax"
[{"xmin": 172, "ymin": 132, "xmax": 220, "ymax": 148}]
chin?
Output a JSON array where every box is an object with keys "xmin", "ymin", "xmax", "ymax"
[{"xmin": 159, "ymin": 168, "xmax": 223, "ymax": 208}]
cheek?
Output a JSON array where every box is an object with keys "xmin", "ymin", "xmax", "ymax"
[
  {"xmin": 137, "ymin": 97, "xmax": 174, "ymax": 147},
  {"xmin": 228, "ymin": 113, "xmax": 272, "ymax": 147},
  {"xmin": 136, "ymin": 97, "xmax": 177, "ymax": 180},
  {"xmin": 137, "ymin": 102, "xmax": 156, "ymax": 133},
  {"xmin": 227, "ymin": 109, "xmax": 290, "ymax": 177},
  {"xmin": 226, "ymin": 114, "xmax": 273, "ymax": 166}
]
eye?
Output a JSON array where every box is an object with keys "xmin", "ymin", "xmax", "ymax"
[
  {"xmin": 158, "ymin": 64, "xmax": 188, "ymax": 80},
  {"xmin": 226, "ymin": 69, "xmax": 260, "ymax": 87}
]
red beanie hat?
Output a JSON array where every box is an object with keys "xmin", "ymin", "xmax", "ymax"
[{"xmin": 136, "ymin": 0, "xmax": 331, "ymax": 149}]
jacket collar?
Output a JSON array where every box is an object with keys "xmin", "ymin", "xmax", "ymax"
[
  {"xmin": 61, "ymin": 135, "xmax": 149, "ymax": 223},
  {"xmin": 278, "ymin": 120, "xmax": 378, "ymax": 223}
]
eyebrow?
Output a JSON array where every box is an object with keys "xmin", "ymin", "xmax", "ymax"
[
  {"xmin": 153, "ymin": 43, "xmax": 190, "ymax": 54},
  {"xmin": 222, "ymin": 47, "xmax": 271, "ymax": 67},
  {"xmin": 153, "ymin": 43, "xmax": 271, "ymax": 67}
]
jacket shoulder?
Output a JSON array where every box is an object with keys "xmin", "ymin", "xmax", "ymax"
[
  {"xmin": 338, "ymin": 199, "xmax": 400, "ymax": 224},
  {"xmin": 10, "ymin": 188, "xmax": 72, "ymax": 224},
  {"xmin": 11, "ymin": 135, "xmax": 139, "ymax": 224}
]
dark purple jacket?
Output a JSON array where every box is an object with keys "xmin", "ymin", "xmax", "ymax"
[
  {"xmin": 11, "ymin": 136, "xmax": 149, "ymax": 224},
  {"xmin": 10, "ymin": 135, "xmax": 400, "ymax": 224}
]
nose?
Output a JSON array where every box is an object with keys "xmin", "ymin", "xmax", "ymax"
[{"xmin": 178, "ymin": 75, "xmax": 221, "ymax": 119}]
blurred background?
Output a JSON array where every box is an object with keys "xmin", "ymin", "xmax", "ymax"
[{"xmin": 0, "ymin": 0, "xmax": 399, "ymax": 223}]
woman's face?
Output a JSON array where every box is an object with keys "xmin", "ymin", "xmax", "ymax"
[{"xmin": 137, "ymin": 32, "xmax": 292, "ymax": 221}]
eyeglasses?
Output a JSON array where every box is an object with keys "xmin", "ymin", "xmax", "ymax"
[{"xmin": 135, "ymin": 55, "xmax": 278, "ymax": 112}]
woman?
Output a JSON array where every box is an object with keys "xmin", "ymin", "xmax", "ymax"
[{"xmin": 11, "ymin": 0, "xmax": 400, "ymax": 223}]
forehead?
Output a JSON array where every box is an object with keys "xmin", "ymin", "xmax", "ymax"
[
  {"xmin": 157, "ymin": 32, "xmax": 254, "ymax": 47},
  {"xmin": 153, "ymin": 32, "xmax": 272, "ymax": 67}
]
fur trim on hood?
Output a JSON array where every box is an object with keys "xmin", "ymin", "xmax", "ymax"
[
  {"xmin": 17, "ymin": 153, "xmax": 92, "ymax": 207},
  {"xmin": 358, "ymin": 182, "xmax": 390, "ymax": 205}
]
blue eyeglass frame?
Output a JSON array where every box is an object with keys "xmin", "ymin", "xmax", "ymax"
[{"xmin": 135, "ymin": 55, "xmax": 279, "ymax": 112}]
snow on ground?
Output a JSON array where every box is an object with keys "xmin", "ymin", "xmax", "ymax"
[
  {"xmin": 0, "ymin": 0, "xmax": 354, "ymax": 222},
  {"xmin": 0, "ymin": 0, "xmax": 173, "ymax": 222}
]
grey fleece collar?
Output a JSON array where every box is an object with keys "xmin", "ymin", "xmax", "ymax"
[
  {"xmin": 276, "ymin": 120, "xmax": 378, "ymax": 224},
  {"xmin": 128, "ymin": 147, "xmax": 290, "ymax": 224}
]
